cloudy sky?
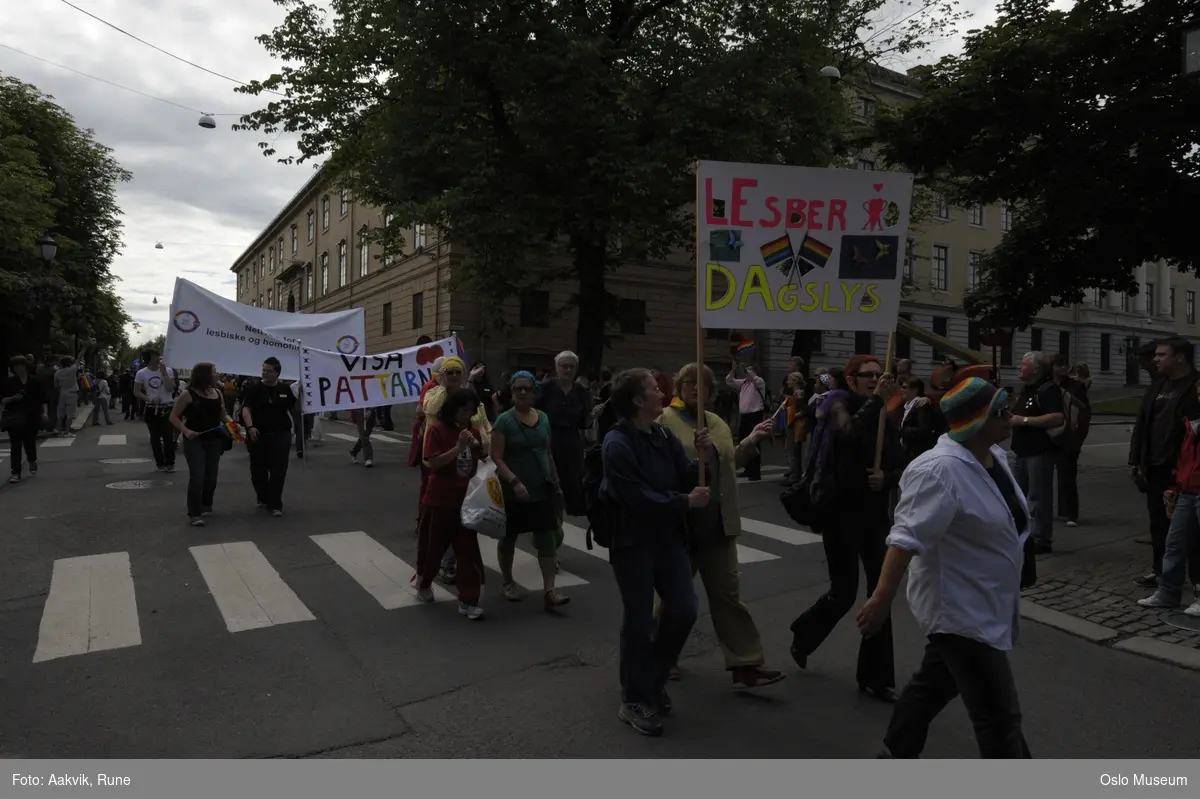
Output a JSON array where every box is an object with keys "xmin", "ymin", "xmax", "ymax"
[{"xmin": 0, "ymin": 0, "xmax": 1013, "ymax": 346}]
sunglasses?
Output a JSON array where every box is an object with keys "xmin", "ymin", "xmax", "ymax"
[
  {"xmin": 512, "ymin": 385, "xmax": 534, "ymax": 393},
  {"xmin": 855, "ymin": 370, "xmax": 882, "ymax": 379}
]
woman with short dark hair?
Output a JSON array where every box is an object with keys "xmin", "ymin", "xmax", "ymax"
[{"xmin": 2, "ymin": 356, "xmax": 49, "ymax": 483}]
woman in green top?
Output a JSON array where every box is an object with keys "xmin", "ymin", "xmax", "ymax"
[{"xmin": 491, "ymin": 371, "xmax": 571, "ymax": 610}]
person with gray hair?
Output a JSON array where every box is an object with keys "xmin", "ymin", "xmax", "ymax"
[
  {"xmin": 537, "ymin": 350, "xmax": 592, "ymax": 517},
  {"xmin": 1010, "ymin": 351, "xmax": 1064, "ymax": 554}
]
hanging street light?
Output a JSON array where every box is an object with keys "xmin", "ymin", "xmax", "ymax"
[{"xmin": 198, "ymin": 114, "xmax": 216, "ymax": 129}]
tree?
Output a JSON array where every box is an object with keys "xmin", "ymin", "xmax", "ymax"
[
  {"xmin": 0, "ymin": 74, "xmax": 132, "ymax": 358},
  {"xmin": 236, "ymin": 0, "xmax": 959, "ymax": 373},
  {"xmin": 876, "ymin": 0, "xmax": 1200, "ymax": 329}
]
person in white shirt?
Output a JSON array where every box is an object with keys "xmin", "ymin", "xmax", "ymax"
[
  {"xmin": 857, "ymin": 377, "xmax": 1033, "ymax": 759},
  {"xmin": 725, "ymin": 362, "xmax": 767, "ymax": 480},
  {"xmin": 52, "ymin": 356, "xmax": 81, "ymax": 437},
  {"xmin": 89, "ymin": 370, "xmax": 115, "ymax": 426},
  {"xmin": 133, "ymin": 350, "xmax": 178, "ymax": 472}
]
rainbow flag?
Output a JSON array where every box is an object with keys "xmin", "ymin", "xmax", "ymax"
[
  {"xmin": 734, "ymin": 338, "xmax": 756, "ymax": 355},
  {"xmin": 760, "ymin": 235, "xmax": 794, "ymax": 271},
  {"xmin": 798, "ymin": 234, "xmax": 833, "ymax": 270},
  {"xmin": 79, "ymin": 374, "xmax": 91, "ymax": 391},
  {"xmin": 218, "ymin": 420, "xmax": 245, "ymax": 442}
]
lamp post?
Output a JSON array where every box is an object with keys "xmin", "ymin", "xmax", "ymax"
[
  {"xmin": 36, "ymin": 234, "xmax": 58, "ymax": 265},
  {"xmin": 1185, "ymin": 23, "xmax": 1200, "ymax": 79},
  {"xmin": 71, "ymin": 303, "xmax": 83, "ymax": 357}
]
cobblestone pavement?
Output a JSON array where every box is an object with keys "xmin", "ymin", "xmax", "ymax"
[{"xmin": 1020, "ymin": 464, "xmax": 1200, "ymax": 650}]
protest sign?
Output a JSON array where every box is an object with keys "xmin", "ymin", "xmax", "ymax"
[
  {"xmin": 300, "ymin": 336, "xmax": 462, "ymax": 413},
  {"xmin": 696, "ymin": 161, "xmax": 914, "ymax": 333},
  {"xmin": 163, "ymin": 278, "xmax": 366, "ymax": 379}
]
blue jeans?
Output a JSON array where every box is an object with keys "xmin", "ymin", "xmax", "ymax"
[
  {"xmin": 610, "ymin": 534, "xmax": 699, "ymax": 707},
  {"xmin": 1156, "ymin": 493, "xmax": 1200, "ymax": 598},
  {"xmin": 1012, "ymin": 453, "xmax": 1054, "ymax": 546}
]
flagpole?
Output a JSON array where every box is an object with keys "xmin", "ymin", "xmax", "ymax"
[
  {"xmin": 297, "ymin": 339, "xmax": 307, "ymax": 473},
  {"xmin": 693, "ymin": 160, "xmax": 707, "ymax": 488}
]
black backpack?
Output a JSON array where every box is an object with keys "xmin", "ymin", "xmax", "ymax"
[{"xmin": 581, "ymin": 421, "xmax": 673, "ymax": 550}]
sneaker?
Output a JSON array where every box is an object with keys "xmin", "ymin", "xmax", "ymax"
[
  {"xmin": 350, "ymin": 452, "xmax": 359, "ymax": 464},
  {"xmin": 271, "ymin": 509, "xmax": 283, "ymax": 517},
  {"xmin": 1137, "ymin": 593, "xmax": 1180, "ymax": 608},
  {"xmin": 364, "ymin": 459, "xmax": 373, "ymax": 468},
  {"xmin": 458, "ymin": 602, "xmax": 484, "ymax": 620},
  {"xmin": 1185, "ymin": 599, "xmax": 1200, "ymax": 617},
  {"xmin": 189, "ymin": 517, "xmax": 205, "ymax": 527},
  {"xmin": 618, "ymin": 703, "xmax": 663, "ymax": 736},
  {"xmin": 1134, "ymin": 573, "xmax": 1159, "ymax": 588},
  {"xmin": 416, "ymin": 587, "xmax": 436, "ymax": 603},
  {"xmin": 202, "ymin": 507, "xmax": 213, "ymax": 516},
  {"xmin": 165, "ymin": 465, "xmax": 176, "ymax": 473},
  {"xmin": 29, "ymin": 463, "xmax": 37, "ymax": 475},
  {"xmin": 8, "ymin": 475, "xmax": 19, "ymax": 484},
  {"xmin": 1066, "ymin": 520, "xmax": 1078, "ymax": 528}
]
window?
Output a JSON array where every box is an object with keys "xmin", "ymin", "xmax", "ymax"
[
  {"xmin": 1188, "ymin": 291, "xmax": 1195, "ymax": 324},
  {"xmin": 337, "ymin": 240, "xmax": 347, "ymax": 287},
  {"xmin": 896, "ymin": 314, "xmax": 912, "ymax": 359},
  {"xmin": 857, "ymin": 159, "xmax": 876, "ymax": 170},
  {"xmin": 968, "ymin": 251, "xmax": 982, "ymax": 288},
  {"xmin": 618, "ymin": 298, "xmax": 646, "ymax": 335},
  {"xmin": 382, "ymin": 302, "xmax": 392, "ymax": 336},
  {"xmin": 519, "ymin": 289, "xmax": 551, "ymax": 328},
  {"xmin": 859, "ymin": 97, "xmax": 876, "ymax": 121},
  {"xmin": 931, "ymin": 316, "xmax": 947, "ymax": 361},
  {"xmin": 854, "ymin": 331, "xmax": 873, "ymax": 354},
  {"xmin": 903, "ymin": 239, "xmax": 915, "ymax": 283},
  {"xmin": 1171, "ymin": 287, "xmax": 1177, "ymax": 317},
  {"xmin": 321, "ymin": 195, "xmax": 330, "ymax": 229},
  {"xmin": 414, "ymin": 223, "xmax": 428, "ymax": 250},
  {"xmin": 968, "ymin": 321, "xmax": 981, "ymax": 351},
  {"xmin": 306, "ymin": 211, "xmax": 314, "ymax": 242},
  {"xmin": 257, "ymin": 294, "xmax": 263, "ymax": 308},
  {"xmin": 384, "ymin": 213, "xmax": 395, "ymax": 265},
  {"xmin": 358, "ymin": 228, "xmax": 370, "ymax": 277},
  {"xmin": 968, "ymin": 204, "xmax": 983, "ymax": 226},
  {"xmin": 339, "ymin": 189, "xmax": 349, "ymax": 217},
  {"xmin": 1120, "ymin": 293, "xmax": 1130, "ymax": 312},
  {"xmin": 305, "ymin": 265, "xmax": 312, "ymax": 302},
  {"xmin": 1100, "ymin": 334, "xmax": 1111, "ymax": 372},
  {"xmin": 411, "ymin": 292, "xmax": 424, "ymax": 329},
  {"xmin": 932, "ymin": 245, "xmax": 948, "ymax": 290},
  {"xmin": 269, "ymin": 247, "xmax": 275, "ymax": 274},
  {"xmin": 267, "ymin": 288, "xmax": 273, "ymax": 309},
  {"xmin": 1091, "ymin": 288, "xmax": 1101, "ymax": 306},
  {"xmin": 277, "ymin": 238, "xmax": 284, "ymax": 263},
  {"xmin": 259, "ymin": 255, "xmax": 265, "ymax": 279},
  {"xmin": 1001, "ymin": 204, "xmax": 1013, "ymax": 232},
  {"xmin": 1030, "ymin": 327, "xmax": 1042, "ymax": 351},
  {"xmin": 1146, "ymin": 282, "xmax": 1155, "ymax": 316},
  {"xmin": 935, "ymin": 194, "xmax": 949, "ymax": 220},
  {"xmin": 291, "ymin": 226, "xmax": 298, "ymax": 254},
  {"xmin": 320, "ymin": 252, "xmax": 329, "ymax": 295},
  {"xmin": 1059, "ymin": 331, "xmax": 1070, "ymax": 361}
]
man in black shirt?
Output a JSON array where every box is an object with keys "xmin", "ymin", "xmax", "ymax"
[
  {"xmin": 1129, "ymin": 337, "xmax": 1200, "ymax": 587},
  {"xmin": 1011, "ymin": 351, "xmax": 1065, "ymax": 554},
  {"xmin": 241, "ymin": 357, "xmax": 298, "ymax": 517}
]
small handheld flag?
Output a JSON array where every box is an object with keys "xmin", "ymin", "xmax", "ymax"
[
  {"xmin": 215, "ymin": 420, "xmax": 245, "ymax": 442},
  {"xmin": 735, "ymin": 339, "xmax": 756, "ymax": 355}
]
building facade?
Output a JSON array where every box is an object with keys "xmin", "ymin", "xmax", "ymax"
[{"xmin": 232, "ymin": 65, "xmax": 1197, "ymax": 392}]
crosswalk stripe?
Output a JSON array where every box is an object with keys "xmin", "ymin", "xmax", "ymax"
[
  {"xmin": 310, "ymin": 531, "xmax": 454, "ymax": 607},
  {"xmin": 372, "ymin": 433, "xmax": 410, "ymax": 444},
  {"xmin": 477, "ymin": 535, "xmax": 589, "ymax": 591},
  {"xmin": 561, "ymin": 521, "xmax": 779, "ymax": 564},
  {"xmin": 189, "ymin": 542, "xmax": 315, "ymax": 632},
  {"xmin": 735, "ymin": 544, "xmax": 780, "ymax": 563},
  {"xmin": 33, "ymin": 552, "xmax": 142, "ymax": 663},
  {"xmin": 326, "ymin": 433, "xmax": 358, "ymax": 443},
  {"xmin": 98, "ymin": 434, "xmax": 127, "ymax": 446},
  {"xmin": 40, "ymin": 437, "xmax": 74, "ymax": 448},
  {"xmin": 739, "ymin": 518, "xmax": 821, "ymax": 546}
]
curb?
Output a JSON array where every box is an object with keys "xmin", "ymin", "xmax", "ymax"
[
  {"xmin": 69, "ymin": 403, "xmax": 95, "ymax": 432},
  {"xmin": 1019, "ymin": 599, "xmax": 1200, "ymax": 672}
]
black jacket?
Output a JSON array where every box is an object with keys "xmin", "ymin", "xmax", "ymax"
[
  {"xmin": 1130, "ymin": 371, "xmax": 1200, "ymax": 470},
  {"xmin": 827, "ymin": 394, "xmax": 905, "ymax": 518}
]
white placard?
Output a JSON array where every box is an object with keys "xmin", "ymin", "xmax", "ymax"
[{"xmin": 300, "ymin": 336, "xmax": 462, "ymax": 413}]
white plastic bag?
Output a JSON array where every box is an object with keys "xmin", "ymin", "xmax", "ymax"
[
  {"xmin": 310, "ymin": 414, "xmax": 324, "ymax": 442},
  {"xmin": 461, "ymin": 458, "xmax": 507, "ymax": 537}
]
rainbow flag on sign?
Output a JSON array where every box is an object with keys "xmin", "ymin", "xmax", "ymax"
[
  {"xmin": 798, "ymin": 234, "xmax": 833, "ymax": 270},
  {"xmin": 760, "ymin": 235, "xmax": 795, "ymax": 272}
]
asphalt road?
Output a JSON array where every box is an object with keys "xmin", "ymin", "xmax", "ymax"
[{"xmin": 0, "ymin": 416, "xmax": 1191, "ymax": 759}]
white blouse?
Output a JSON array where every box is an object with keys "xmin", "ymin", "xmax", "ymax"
[{"xmin": 887, "ymin": 435, "xmax": 1031, "ymax": 651}]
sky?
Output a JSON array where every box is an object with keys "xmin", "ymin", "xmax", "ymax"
[{"xmin": 0, "ymin": 0, "xmax": 1011, "ymax": 346}]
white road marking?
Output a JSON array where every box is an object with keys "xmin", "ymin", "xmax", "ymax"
[
  {"xmin": 372, "ymin": 433, "xmax": 411, "ymax": 444},
  {"xmin": 735, "ymin": 544, "xmax": 780, "ymax": 563},
  {"xmin": 98, "ymin": 434, "xmax": 127, "ymax": 446},
  {"xmin": 310, "ymin": 531, "xmax": 453, "ymax": 607},
  {"xmin": 478, "ymin": 534, "xmax": 589, "ymax": 590},
  {"xmin": 189, "ymin": 542, "xmax": 315, "ymax": 633},
  {"xmin": 738, "ymin": 518, "xmax": 822, "ymax": 547},
  {"xmin": 40, "ymin": 437, "xmax": 74, "ymax": 448},
  {"xmin": 33, "ymin": 552, "xmax": 142, "ymax": 663},
  {"xmin": 326, "ymin": 433, "xmax": 359, "ymax": 444}
]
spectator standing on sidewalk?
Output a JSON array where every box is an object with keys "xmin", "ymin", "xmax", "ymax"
[
  {"xmin": 1051, "ymin": 353, "xmax": 1091, "ymax": 527},
  {"xmin": 1010, "ymin": 352, "xmax": 1064, "ymax": 554},
  {"xmin": 1129, "ymin": 337, "xmax": 1200, "ymax": 588}
]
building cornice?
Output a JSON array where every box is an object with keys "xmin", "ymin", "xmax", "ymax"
[{"xmin": 229, "ymin": 165, "xmax": 329, "ymax": 273}]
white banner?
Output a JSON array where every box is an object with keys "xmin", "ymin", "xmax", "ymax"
[
  {"xmin": 163, "ymin": 277, "xmax": 366, "ymax": 379},
  {"xmin": 300, "ymin": 336, "xmax": 462, "ymax": 413},
  {"xmin": 696, "ymin": 161, "xmax": 914, "ymax": 333}
]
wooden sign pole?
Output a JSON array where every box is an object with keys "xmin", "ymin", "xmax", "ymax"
[{"xmin": 694, "ymin": 161, "xmax": 707, "ymax": 488}]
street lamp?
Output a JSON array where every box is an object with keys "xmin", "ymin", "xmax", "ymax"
[
  {"xmin": 1185, "ymin": 23, "xmax": 1200, "ymax": 79},
  {"xmin": 36, "ymin": 234, "xmax": 57, "ymax": 265}
]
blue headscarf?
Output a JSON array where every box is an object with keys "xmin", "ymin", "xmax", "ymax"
[{"xmin": 510, "ymin": 370, "xmax": 537, "ymax": 387}]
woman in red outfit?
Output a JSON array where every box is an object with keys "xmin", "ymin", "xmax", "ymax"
[{"xmin": 415, "ymin": 387, "xmax": 487, "ymax": 620}]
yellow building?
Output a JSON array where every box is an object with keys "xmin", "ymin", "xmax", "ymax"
[{"xmin": 232, "ymin": 63, "xmax": 1195, "ymax": 390}]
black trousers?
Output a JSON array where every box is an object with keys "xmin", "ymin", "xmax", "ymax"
[
  {"xmin": 790, "ymin": 509, "xmax": 895, "ymax": 689},
  {"xmin": 737, "ymin": 410, "xmax": 764, "ymax": 479},
  {"xmin": 1055, "ymin": 447, "xmax": 1080, "ymax": 521},
  {"xmin": 883, "ymin": 634, "xmax": 1031, "ymax": 759},
  {"xmin": 249, "ymin": 430, "xmax": 292, "ymax": 511},
  {"xmin": 144, "ymin": 408, "xmax": 175, "ymax": 467},
  {"xmin": 7, "ymin": 421, "xmax": 39, "ymax": 474}
]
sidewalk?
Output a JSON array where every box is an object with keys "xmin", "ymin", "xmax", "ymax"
[{"xmin": 1018, "ymin": 464, "xmax": 1200, "ymax": 670}]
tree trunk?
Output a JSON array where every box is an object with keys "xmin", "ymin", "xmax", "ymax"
[{"xmin": 573, "ymin": 239, "xmax": 609, "ymax": 380}]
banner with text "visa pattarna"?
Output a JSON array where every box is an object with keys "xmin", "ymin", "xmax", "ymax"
[
  {"xmin": 164, "ymin": 277, "xmax": 366, "ymax": 380},
  {"xmin": 300, "ymin": 336, "xmax": 462, "ymax": 413}
]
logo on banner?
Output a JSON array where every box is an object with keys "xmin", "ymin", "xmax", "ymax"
[
  {"xmin": 336, "ymin": 335, "xmax": 361, "ymax": 354},
  {"xmin": 173, "ymin": 310, "xmax": 201, "ymax": 333}
]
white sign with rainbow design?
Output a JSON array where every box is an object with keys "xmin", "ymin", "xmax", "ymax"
[{"xmin": 164, "ymin": 277, "xmax": 366, "ymax": 379}]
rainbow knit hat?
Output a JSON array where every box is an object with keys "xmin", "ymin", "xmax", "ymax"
[{"xmin": 940, "ymin": 377, "xmax": 1009, "ymax": 443}]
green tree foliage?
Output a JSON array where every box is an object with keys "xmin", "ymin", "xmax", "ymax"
[
  {"xmin": 876, "ymin": 0, "xmax": 1200, "ymax": 329},
  {"xmin": 236, "ymin": 0, "xmax": 959, "ymax": 372},
  {"xmin": 0, "ymin": 74, "xmax": 133, "ymax": 358}
]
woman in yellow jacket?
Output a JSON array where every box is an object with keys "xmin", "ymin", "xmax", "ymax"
[{"xmin": 654, "ymin": 362, "xmax": 785, "ymax": 689}]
